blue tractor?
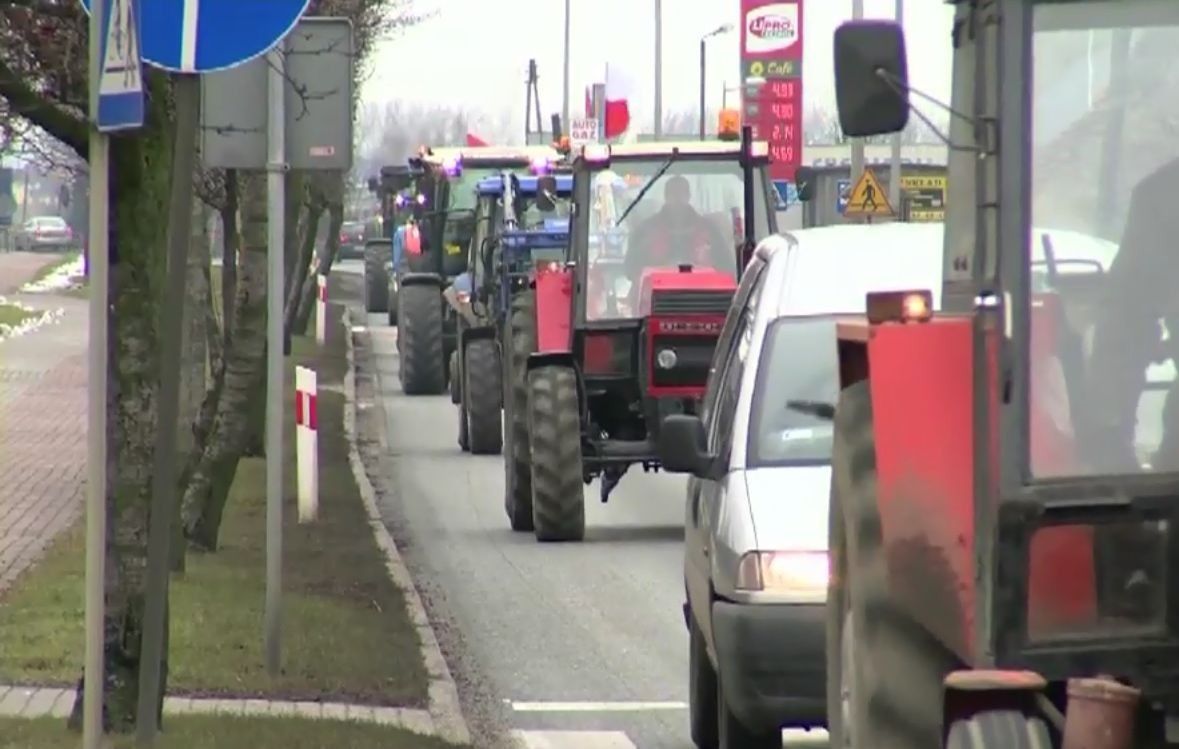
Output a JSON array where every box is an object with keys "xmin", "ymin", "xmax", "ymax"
[{"xmin": 449, "ymin": 171, "xmax": 573, "ymax": 462}]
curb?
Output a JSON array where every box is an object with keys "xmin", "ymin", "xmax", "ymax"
[{"xmin": 340, "ymin": 307, "xmax": 472, "ymax": 746}]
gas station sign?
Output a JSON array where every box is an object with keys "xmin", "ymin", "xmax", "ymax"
[{"xmin": 740, "ymin": 0, "xmax": 803, "ymax": 189}]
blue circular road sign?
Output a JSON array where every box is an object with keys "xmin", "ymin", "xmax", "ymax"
[{"xmin": 80, "ymin": 0, "xmax": 311, "ymax": 73}]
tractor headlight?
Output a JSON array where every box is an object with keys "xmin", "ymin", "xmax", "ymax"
[{"xmin": 656, "ymin": 349, "xmax": 678, "ymax": 369}]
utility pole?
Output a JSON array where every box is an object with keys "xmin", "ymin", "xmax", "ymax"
[
  {"xmin": 888, "ymin": 0, "xmax": 904, "ymax": 212},
  {"xmin": 562, "ymin": 0, "xmax": 571, "ymax": 131},
  {"xmin": 850, "ymin": 0, "xmax": 865, "ymax": 198},
  {"xmin": 654, "ymin": 0, "xmax": 663, "ymax": 139}
]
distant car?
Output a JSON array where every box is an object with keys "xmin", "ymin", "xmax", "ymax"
[
  {"xmin": 337, "ymin": 221, "xmax": 366, "ymax": 260},
  {"xmin": 14, "ymin": 215, "xmax": 74, "ymax": 252}
]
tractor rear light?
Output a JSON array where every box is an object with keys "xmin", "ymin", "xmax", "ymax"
[
  {"xmin": 735, "ymin": 550, "xmax": 829, "ymax": 598},
  {"xmin": 866, "ymin": 289, "xmax": 933, "ymax": 324}
]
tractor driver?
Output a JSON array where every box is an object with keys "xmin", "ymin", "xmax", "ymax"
[
  {"xmin": 1086, "ymin": 156, "xmax": 1179, "ymax": 473},
  {"xmin": 624, "ymin": 175, "xmax": 733, "ymax": 281}
]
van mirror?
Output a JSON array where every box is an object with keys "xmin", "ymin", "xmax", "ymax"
[
  {"xmin": 833, "ymin": 20, "xmax": 910, "ymax": 137},
  {"xmin": 659, "ymin": 415, "xmax": 724, "ymax": 481},
  {"xmin": 794, "ymin": 166, "xmax": 815, "ymax": 202}
]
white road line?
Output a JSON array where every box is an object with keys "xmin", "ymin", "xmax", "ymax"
[
  {"xmin": 508, "ymin": 700, "xmax": 689, "ymax": 713},
  {"xmin": 513, "ymin": 730, "xmax": 638, "ymax": 749}
]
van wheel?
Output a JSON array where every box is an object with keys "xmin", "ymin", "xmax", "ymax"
[{"xmin": 689, "ymin": 616, "xmax": 718, "ymax": 749}]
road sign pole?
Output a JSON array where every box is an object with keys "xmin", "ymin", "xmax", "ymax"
[
  {"xmin": 888, "ymin": 0, "xmax": 904, "ymax": 211},
  {"xmin": 84, "ymin": 0, "xmax": 109, "ymax": 747},
  {"xmin": 264, "ymin": 45, "xmax": 286, "ymax": 677},
  {"xmin": 135, "ymin": 72, "xmax": 200, "ymax": 747},
  {"xmin": 850, "ymin": 0, "xmax": 865, "ymax": 200}
]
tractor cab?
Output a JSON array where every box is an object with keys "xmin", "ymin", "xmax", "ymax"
[
  {"xmin": 824, "ymin": 5, "xmax": 1179, "ymax": 749},
  {"xmin": 501, "ymin": 133, "xmax": 775, "ymax": 542},
  {"xmin": 363, "ymin": 164, "xmax": 426, "ymax": 316}
]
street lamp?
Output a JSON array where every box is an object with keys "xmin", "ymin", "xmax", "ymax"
[{"xmin": 699, "ymin": 23, "xmax": 734, "ymax": 139}]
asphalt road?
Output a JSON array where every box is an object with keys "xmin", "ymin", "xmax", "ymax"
[{"xmin": 331, "ymin": 260, "xmax": 828, "ymax": 749}]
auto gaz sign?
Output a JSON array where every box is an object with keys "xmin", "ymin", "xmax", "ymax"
[{"xmin": 743, "ymin": 2, "xmax": 800, "ymax": 56}]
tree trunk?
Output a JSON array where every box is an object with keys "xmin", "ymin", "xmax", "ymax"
[
  {"xmin": 67, "ymin": 98, "xmax": 171, "ymax": 734},
  {"xmin": 219, "ymin": 170, "xmax": 239, "ymax": 344},
  {"xmin": 284, "ymin": 191, "xmax": 325, "ymax": 340},
  {"xmin": 294, "ymin": 173, "xmax": 345, "ymax": 334},
  {"xmin": 283, "ymin": 170, "xmax": 307, "ymax": 297},
  {"xmin": 179, "ymin": 170, "xmax": 270, "ymax": 552}
]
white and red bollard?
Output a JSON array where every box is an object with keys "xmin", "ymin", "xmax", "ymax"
[
  {"xmin": 294, "ymin": 366, "xmax": 319, "ymax": 523},
  {"xmin": 315, "ymin": 274, "xmax": 327, "ymax": 345}
]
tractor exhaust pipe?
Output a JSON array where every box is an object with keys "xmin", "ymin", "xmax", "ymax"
[{"xmin": 1062, "ymin": 677, "xmax": 1140, "ymax": 749}]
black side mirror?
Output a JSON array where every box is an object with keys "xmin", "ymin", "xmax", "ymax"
[
  {"xmin": 658, "ymin": 415, "xmax": 722, "ymax": 480},
  {"xmin": 794, "ymin": 166, "xmax": 815, "ymax": 202},
  {"xmin": 536, "ymin": 175, "xmax": 558, "ymax": 212},
  {"xmin": 833, "ymin": 20, "xmax": 910, "ymax": 137},
  {"xmin": 367, "ymin": 177, "xmax": 378, "ymax": 193}
]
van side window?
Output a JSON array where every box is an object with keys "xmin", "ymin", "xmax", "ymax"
[
  {"xmin": 705, "ymin": 261, "xmax": 764, "ymax": 455},
  {"xmin": 701, "ymin": 258, "xmax": 764, "ymax": 426}
]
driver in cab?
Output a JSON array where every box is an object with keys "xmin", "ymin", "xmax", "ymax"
[{"xmin": 624, "ymin": 174, "xmax": 732, "ymax": 280}]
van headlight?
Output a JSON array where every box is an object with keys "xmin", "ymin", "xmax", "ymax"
[{"xmin": 735, "ymin": 550, "xmax": 829, "ymax": 595}]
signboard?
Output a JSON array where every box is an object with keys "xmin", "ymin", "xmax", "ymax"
[
  {"xmin": 740, "ymin": 0, "xmax": 803, "ymax": 184},
  {"xmin": 900, "ymin": 174, "xmax": 947, "ymax": 222},
  {"xmin": 82, "ymin": 0, "xmax": 312, "ymax": 73},
  {"xmin": 96, "ymin": 0, "xmax": 144, "ymax": 131},
  {"xmin": 844, "ymin": 169, "xmax": 893, "ymax": 218},
  {"xmin": 836, "ymin": 179, "xmax": 850, "ymax": 214},
  {"xmin": 771, "ymin": 180, "xmax": 797, "ymax": 210},
  {"xmin": 570, "ymin": 118, "xmax": 598, "ymax": 146}
]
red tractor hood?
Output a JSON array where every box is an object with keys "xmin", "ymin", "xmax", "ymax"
[{"xmin": 635, "ymin": 266, "xmax": 737, "ymax": 317}]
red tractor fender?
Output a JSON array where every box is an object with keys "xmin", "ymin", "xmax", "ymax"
[
  {"xmin": 633, "ymin": 266, "xmax": 737, "ymax": 316},
  {"xmin": 533, "ymin": 264, "xmax": 574, "ymax": 354},
  {"xmin": 404, "ymin": 224, "xmax": 422, "ymax": 255}
]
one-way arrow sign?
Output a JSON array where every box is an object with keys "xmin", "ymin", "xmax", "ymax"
[{"xmin": 96, "ymin": 0, "xmax": 144, "ymax": 131}]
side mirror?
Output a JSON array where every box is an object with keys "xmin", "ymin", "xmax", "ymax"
[
  {"xmin": 367, "ymin": 177, "xmax": 378, "ymax": 193},
  {"xmin": 658, "ymin": 415, "xmax": 722, "ymax": 480},
  {"xmin": 794, "ymin": 166, "xmax": 815, "ymax": 202},
  {"xmin": 536, "ymin": 175, "xmax": 558, "ymax": 212},
  {"xmin": 833, "ymin": 20, "xmax": 910, "ymax": 137}
]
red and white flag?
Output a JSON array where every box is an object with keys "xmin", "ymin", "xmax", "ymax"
[
  {"xmin": 466, "ymin": 132, "xmax": 490, "ymax": 147},
  {"xmin": 604, "ymin": 64, "xmax": 633, "ymax": 139}
]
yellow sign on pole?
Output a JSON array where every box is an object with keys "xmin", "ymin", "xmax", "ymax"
[
  {"xmin": 900, "ymin": 174, "xmax": 947, "ymax": 222},
  {"xmin": 844, "ymin": 168, "xmax": 893, "ymax": 218}
]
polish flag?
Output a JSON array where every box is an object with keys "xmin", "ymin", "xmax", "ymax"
[
  {"xmin": 466, "ymin": 132, "xmax": 489, "ymax": 147},
  {"xmin": 604, "ymin": 65, "xmax": 632, "ymax": 139}
]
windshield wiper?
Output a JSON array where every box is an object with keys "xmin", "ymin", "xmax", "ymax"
[
  {"xmin": 785, "ymin": 399, "xmax": 836, "ymax": 420},
  {"xmin": 614, "ymin": 152, "xmax": 677, "ymax": 227}
]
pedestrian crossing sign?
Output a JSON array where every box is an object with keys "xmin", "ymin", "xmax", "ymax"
[{"xmin": 844, "ymin": 168, "xmax": 893, "ymax": 218}]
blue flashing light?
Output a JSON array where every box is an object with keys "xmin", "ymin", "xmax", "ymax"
[{"xmin": 475, "ymin": 174, "xmax": 574, "ymax": 197}]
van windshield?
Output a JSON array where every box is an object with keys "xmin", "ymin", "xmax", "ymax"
[{"xmin": 747, "ymin": 317, "xmax": 839, "ymax": 467}]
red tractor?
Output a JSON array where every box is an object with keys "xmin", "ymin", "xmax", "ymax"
[
  {"xmin": 504, "ymin": 133, "xmax": 777, "ymax": 542},
  {"xmin": 810, "ymin": 7, "xmax": 1179, "ymax": 749}
]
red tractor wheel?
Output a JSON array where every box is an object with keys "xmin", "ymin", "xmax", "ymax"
[{"xmin": 526, "ymin": 364, "xmax": 585, "ymax": 542}]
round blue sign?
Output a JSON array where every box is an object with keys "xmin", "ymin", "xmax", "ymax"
[{"xmin": 80, "ymin": 0, "xmax": 311, "ymax": 73}]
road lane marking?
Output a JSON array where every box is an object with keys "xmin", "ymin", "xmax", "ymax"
[
  {"xmin": 508, "ymin": 700, "xmax": 688, "ymax": 713},
  {"xmin": 513, "ymin": 730, "xmax": 638, "ymax": 748}
]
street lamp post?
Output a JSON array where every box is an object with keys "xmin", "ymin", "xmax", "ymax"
[{"xmin": 699, "ymin": 23, "xmax": 733, "ymax": 139}]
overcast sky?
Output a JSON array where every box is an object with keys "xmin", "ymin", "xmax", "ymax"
[{"xmin": 361, "ymin": 0, "xmax": 956, "ymax": 131}]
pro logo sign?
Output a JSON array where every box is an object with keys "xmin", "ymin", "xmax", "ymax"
[{"xmin": 744, "ymin": 2, "xmax": 800, "ymax": 55}]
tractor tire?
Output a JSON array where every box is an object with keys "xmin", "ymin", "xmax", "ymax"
[
  {"xmin": 449, "ymin": 352, "xmax": 461, "ymax": 404},
  {"xmin": 826, "ymin": 380, "xmax": 956, "ymax": 749},
  {"xmin": 457, "ymin": 399, "xmax": 470, "ymax": 452},
  {"xmin": 387, "ymin": 282, "xmax": 399, "ymax": 326},
  {"xmin": 526, "ymin": 365, "xmax": 585, "ymax": 542},
  {"xmin": 397, "ymin": 284, "xmax": 446, "ymax": 395},
  {"xmin": 463, "ymin": 338, "xmax": 503, "ymax": 455},
  {"xmin": 364, "ymin": 248, "xmax": 389, "ymax": 313},
  {"xmin": 689, "ymin": 615, "xmax": 719, "ymax": 749},
  {"xmin": 503, "ymin": 291, "xmax": 537, "ymax": 532},
  {"xmin": 945, "ymin": 710, "xmax": 1051, "ymax": 749}
]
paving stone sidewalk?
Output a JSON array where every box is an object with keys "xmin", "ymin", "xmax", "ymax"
[
  {"xmin": 0, "ymin": 294, "xmax": 88, "ymax": 594},
  {"xmin": 0, "ymin": 685, "xmax": 436, "ymax": 735},
  {"xmin": 0, "ymin": 251, "xmax": 64, "ymax": 294}
]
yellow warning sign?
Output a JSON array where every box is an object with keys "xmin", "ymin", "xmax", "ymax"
[{"xmin": 844, "ymin": 169, "xmax": 893, "ymax": 218}]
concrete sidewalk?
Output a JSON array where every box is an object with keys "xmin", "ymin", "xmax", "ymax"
[{"xmin": 0, "ymin": 294, "xmax": 87, "ymax": 593}]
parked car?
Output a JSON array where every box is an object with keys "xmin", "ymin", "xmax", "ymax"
[
  {"xmin": 14, "ymin": 215, "xmax": 74, "ymax": 252},
  {"xmin": 660, "ymin": 223, "xmax": 946, "ymax": 749},
  {"xmin": 337, "ymin": 221, "xmax": 366, "ymax": 260}
]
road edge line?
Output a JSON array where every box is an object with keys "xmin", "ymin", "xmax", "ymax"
[{"xmin": 340, "ymin": 306, "xmax": 472, "ymax": 745}]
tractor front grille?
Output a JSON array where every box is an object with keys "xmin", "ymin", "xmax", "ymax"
[{"xmin": 650, "ymin": 290, "xmax": 734, "ymax": 316}]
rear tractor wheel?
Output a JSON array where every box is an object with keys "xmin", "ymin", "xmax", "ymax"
[
  {"xmin": 449, "ymin": 352, "xmax": 461, "ymax": 404},
  {"xmin": 946, "ymin": 710, "xmax": 1051, "ymax": 749},
  {"xmin": 364, "ymin": 246, "xmax": 389, "ymax": 313},
  {"xmin": 463, "ymin": 338, "xmax": 503, "ymax": 455},
  {"xmin": 526, "ymin": 364, "xmax": 585, "ymax": 542},
  {"xmin": 398, "ymin": 284, "xmax": 446, "ymax": 395}
]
